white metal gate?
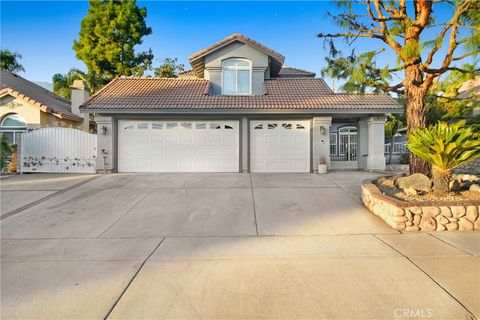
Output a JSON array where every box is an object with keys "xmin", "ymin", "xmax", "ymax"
[
  {"xmin": 21, "ymin": 128, "xmax": 97, "ymax": 173},
  {"xmin": 330, "ymin": 126, "xmax": 358, "ymax": 170}
]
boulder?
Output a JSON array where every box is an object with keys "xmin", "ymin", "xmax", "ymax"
[
  {"xmin": 377, "ymin": 177, "xmax": 395, "ymax": 188},
  {"xmin": 404, "ymin": 187, "xmax": 418, "ymax": 197},
  {"xmin": 395, "ymin": 174, "xmax": 431, "ymax": 192},
  {"xmin": 470, "ymin": 184, "xmax": 480, "ymax": 193}
]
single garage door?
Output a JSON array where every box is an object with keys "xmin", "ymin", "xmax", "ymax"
[
  {"xmin": 118, "ymin": 120, "xmax": 239, "ymax": 172},
  {"xmin": 250, "ymin": 120, "xmax": 310, "ymax": 172}
]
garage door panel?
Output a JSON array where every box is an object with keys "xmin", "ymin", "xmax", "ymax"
[
  {"xmin": 250, "ymin": 120, "xmax": 310, "ymax": 173},
  {"xmin": 118, "ymin": 120, "xmax": 239, "ymax": 172}
]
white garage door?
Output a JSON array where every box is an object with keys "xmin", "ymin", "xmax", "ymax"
[
  {"xmin": 118, "ymin": 120, "xmax": 239, "ymax": 172},
  {"xmin": 250, "ymin": 120, "xmax": 310, "ymax": 172}
]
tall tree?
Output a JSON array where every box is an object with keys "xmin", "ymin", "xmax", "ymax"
[
  {"xmin": 318, "ymin": 0, "xmax": 479, "ymax": 175},
  {"xmin": 154, "ymin": 58, "xmax": 185, "ymax": 78},
  {"xmin": 0, "ymin": 50, "xmax": 25, "ymax": 73},
  {"xmin": 53, "ymin": 68, "xmax": 105, "ymax": 100},
  {"xmin": 73, "ymin": 0, "xmax": 153, "ymax": 81}
]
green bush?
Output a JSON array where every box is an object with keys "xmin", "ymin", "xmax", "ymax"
[{"xmin": 407, "ymin": 121, "xmax": 480, "ymax": 194}]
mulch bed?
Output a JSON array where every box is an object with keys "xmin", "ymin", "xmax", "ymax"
[{"xmin": 375, "ymin": 182, "xmax": 480, "ymax": 202}]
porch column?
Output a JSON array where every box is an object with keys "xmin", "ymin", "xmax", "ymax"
[
  {"xmin": 313, "ymin": 116, "xmax": 332, "ymax": 171},
  {"xmin": 358, "ymin": 119, "xmax": 368, "ymax": 170},
  {"xmin": 366, "ymin": 115, "xmax": 386, "ymax": 170},
  {"xmin": 95, "ymin": 115, "xmax": 115, "ymax": 173}
]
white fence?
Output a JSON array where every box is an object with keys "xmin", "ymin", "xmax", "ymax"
[
  {"xmin": 384, "ymin": 142, "xmax": 407, "ymax": 154},
  {"xmin": 21, "ymin": 128, "xmax": 97, "ymax": 173}
]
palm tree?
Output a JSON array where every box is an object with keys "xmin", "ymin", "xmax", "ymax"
[{"xmin": 407, "ymin": 121, "xmax": 480, "ymax": 194}]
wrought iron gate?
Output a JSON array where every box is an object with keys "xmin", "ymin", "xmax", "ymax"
[{"xmin": 330, "ymin": 126, "xmax": 358, "ymax": 170}]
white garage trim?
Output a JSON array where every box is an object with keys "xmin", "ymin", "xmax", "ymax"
[
  {"xmin": 118, "ymin": 120, "xmax": 239, "ymax": 172},
  {"xmin": 250, "ymin": 120, "xmax": 310, "ymax": 172}
]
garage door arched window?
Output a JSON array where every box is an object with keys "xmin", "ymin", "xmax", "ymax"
[
  {"xmin": 0, "ymin": 114, "xmax": 27, "ymax": 144},
  {"xmin": 222, "ymin": 58, "xmax": 252, "ymax": 95}
]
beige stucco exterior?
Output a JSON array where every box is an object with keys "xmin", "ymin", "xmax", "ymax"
[{"xmin": 0, "ymin": 95, "xmax": 81, "ymax": 129}]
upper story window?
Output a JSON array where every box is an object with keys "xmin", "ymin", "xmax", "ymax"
[{"xmin": 222, "ymin": 58, "xmax": 252, "ymax": 95}]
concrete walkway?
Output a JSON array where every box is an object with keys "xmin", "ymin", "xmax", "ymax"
[{"xmin": 1, "ymin": 172, "xmax": 478, "ymax": 319}]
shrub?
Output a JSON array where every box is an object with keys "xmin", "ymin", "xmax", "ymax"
[{"xmin": 407, "ymin": 121, "xmax": 480, "ymax": 194}]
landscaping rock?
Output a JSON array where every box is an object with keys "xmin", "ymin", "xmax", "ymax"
[
  {"xmin": 445, "ymin": 222, "xmax": 459, "ymax": 231},
  {"xmin": 404, "ymin": 187, "xmax": 418, "ymax": 196},
  {"xmin": 437, "ymin": 215, "xmax": 449, "ymax": 225},
  {"xmin": 466, "ymin": 206, "xmax": 478, "ymax": 222},
  {"xmin": 451, "ymin": 206, "xmax": 466, "ymax": 218},
  {"xmin": 377, "ymin": 177, "xmax": 395, "ymax": 188},
  {"xmin": 405, "ymin": 226, "xmax": 420, "ymax": 232},
  {"xmin": 470, "ymin": 184, "xmax": 480, "ymax": 193},
  {"xmin": 439, "ymin": 206, "xmax": 452, "ymax": 218},
  {"xmin": 458, "ymin": 218, "xmax": 474, "ymax": 231},
  {"xmin": 436, "ymin": 223, "xmax": 447, "ymax": 231},
  {"xmin": 422, "ymin": 206, "xmax": 440, "ymax": 218},
  {"xmin": 419, "ymin": 217, "xmax": 436, "ymax": 231},
  {"xmin": 395, "ymin": 174, "xmax": 431, "ymax": 192}
]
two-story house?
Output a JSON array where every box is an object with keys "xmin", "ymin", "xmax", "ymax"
[{"xmin": 80, "ymin": 33, "xmax": 402, "ymax": 173}]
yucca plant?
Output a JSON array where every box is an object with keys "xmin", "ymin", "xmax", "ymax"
[{"xmin": 407, "ymin": 121, "xmax": 480, "ymax": 194}]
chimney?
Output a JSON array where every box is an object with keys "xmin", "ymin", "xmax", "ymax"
[{"xmin": 70, "ymin": 80, "xmax": 90, "ymax": 132}]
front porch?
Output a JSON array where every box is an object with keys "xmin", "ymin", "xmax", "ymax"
[{"xmin": 313, "ymin": 116, "xmax": 387, "ymax": 172}]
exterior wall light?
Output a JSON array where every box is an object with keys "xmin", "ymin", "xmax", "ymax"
[
  {"xmin": 319, "ymin": 125, "xmax": 326, "ymax": 136},
  {"xmin": 101, "ymin": 126, "xmax": 107, "ymax": 135}
]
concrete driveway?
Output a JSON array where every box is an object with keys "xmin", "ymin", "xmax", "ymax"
[{"xmin": 1, "ymin": 172, "xmax": 478, "ymax": 319}]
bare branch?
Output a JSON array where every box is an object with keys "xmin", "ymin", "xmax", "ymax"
[
  {"xmin": 452, "ymin": 51, "xmax": 477, "ymax": 61},
  {"xmin": 317, "ymin": 32, "xmax": 384, "ymax": 40}
]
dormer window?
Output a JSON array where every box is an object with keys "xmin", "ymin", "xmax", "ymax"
[{"xmin": 222, "ymin": 58, "xmax": 252, "ymax": 95}]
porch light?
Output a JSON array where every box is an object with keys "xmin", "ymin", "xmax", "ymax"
[
  {"xmin": 319, "ymin": 125, "xmax": 326, "ymax": 136},
  {"xmin": 101, "ymin": 126, "xmax": 107, "ymax": 135}
]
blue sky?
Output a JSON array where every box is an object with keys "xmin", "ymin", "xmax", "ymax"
[{"xmin": 1, "ymin": 1, "xmax": 463, "ymax": 88}]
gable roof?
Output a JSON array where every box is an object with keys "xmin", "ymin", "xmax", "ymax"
[
  {"xmin": 0, "ymin": 69, "xmax": 83, "ymax": 122},
  {"xmin": 188, "ymin": 33, "xmax": 285, "ymax": 78},
  {"xmin": 81, "ymin": 76, "xmax": 402, "ymax": 113}
]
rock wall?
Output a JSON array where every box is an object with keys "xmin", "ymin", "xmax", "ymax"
[{"xmin": 362, "ymin": 181, "xmax": 480, "ymax": 231}]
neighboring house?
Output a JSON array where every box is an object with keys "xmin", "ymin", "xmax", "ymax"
[
  {"xmin": 458, "ymin": 76, "xmax": 480, "ymax": 118},
  {"xmin": 0, "ymin": 69, "xmax": 90, "ymax": 144},
  {"xmin": 81, "ymin": 33, "xmax": 402, "ymax": 173}
]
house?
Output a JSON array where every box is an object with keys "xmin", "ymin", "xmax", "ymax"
[
  {"xmin": 80, "ymin": 33, "xmax": 403, "ymax": 173},
  {"xmin": 0, "ymin": 69, "xmax": 90, "ymax": 145}
]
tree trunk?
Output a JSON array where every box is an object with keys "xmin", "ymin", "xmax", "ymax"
[
  {"xmin": 404, "ymin": 66, "xmax": 431, "ymax": 176},
  {"xmin": 432, "ymin": 165, "xmax": 451, "ymax": 195}
]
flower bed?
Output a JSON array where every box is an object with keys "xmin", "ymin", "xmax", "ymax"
[{"xmin": 361, "ymin": 180, "xmax": 480, "ymax": 231}]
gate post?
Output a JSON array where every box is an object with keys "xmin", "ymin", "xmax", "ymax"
[
  {"xmin": 313, "ymin": 117, "xmax": 332, "ymax": 172},
  {"xmin": 366, "ymin": 116, "xmax": 386, "ymax": 170}
]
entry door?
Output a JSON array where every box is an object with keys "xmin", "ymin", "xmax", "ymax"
[
  {"xmin": 250, "ymin": 120, "xmax": 310, "ymax": 172},
  {"xmin": 118, "ymin": 120, "xmax": 239, "ymax": 172}
]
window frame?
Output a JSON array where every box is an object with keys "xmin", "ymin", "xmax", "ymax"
[{"xmin": 221, "ymin": 58, "xmax": 252, "ymax": 95}]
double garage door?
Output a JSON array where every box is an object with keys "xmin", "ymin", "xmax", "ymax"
[{"xmin": 118, "ymin": 120, "xmax": 310, "ymax": 173}]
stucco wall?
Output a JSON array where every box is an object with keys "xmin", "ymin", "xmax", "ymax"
[
  {"xmin": 0, "ymin": 96, "xmax": 41, "ymax": 129},
  {"xmin": 204, "ymin": 42, "xmax": 268, "ymax": 95},
  {"xmin": 0, "ymin": 95, "xmax": 79, "ymax": 129}
]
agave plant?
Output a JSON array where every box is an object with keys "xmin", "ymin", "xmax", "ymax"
[{"xmin": 407, "ymin": 121, "xmax": 480, "ymax": 194}]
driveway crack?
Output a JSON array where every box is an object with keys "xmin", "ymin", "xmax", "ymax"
[
  {"xmin": 372, "ymin": 234, "xmax": 476, "ymax": 318},
  {"xmin": 249, "ymin": 173, "xmax": 259, "ymax": 236},
  {"xmin": 96, "ymin": 190, "xmax": 152, "ymax": 239},
  {"xmin": 103, "ymin": 237, "xmax": 165, "ymax": 320}
]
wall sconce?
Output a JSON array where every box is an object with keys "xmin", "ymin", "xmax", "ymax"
[
  {"xmin": 319, "ymin": 125, "xmax": 326, "ymax": 136},
  {"xmin": 101, "ymin": 126, "xmax": 107, "ymax": 135}
]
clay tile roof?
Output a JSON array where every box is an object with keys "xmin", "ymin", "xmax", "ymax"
[
  {"xmin": 0, "ymin": 69, "xmax": 83, "ymax": 122},
  {"xmin": 178, "ymin": 66, "xmax": 316, "ymax": 79},
  {"xmin": 188, "ymin": 33, "xmax": 285, "ymax": 78},
  {"xmin": 277, "ymin": 67, "xmax": 316, "ymax": 78},
  {"xmin": 81, "ymin": 77, "xmax": 402, "ymax": 112}
]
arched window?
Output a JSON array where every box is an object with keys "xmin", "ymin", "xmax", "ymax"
[
  {"xmin": 222, "ymin": 58, "xmax": 252, "ymax": 95},
  {"xmin": 0, "ymin": 114, "xmax": 27, "ymax": 144}
]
